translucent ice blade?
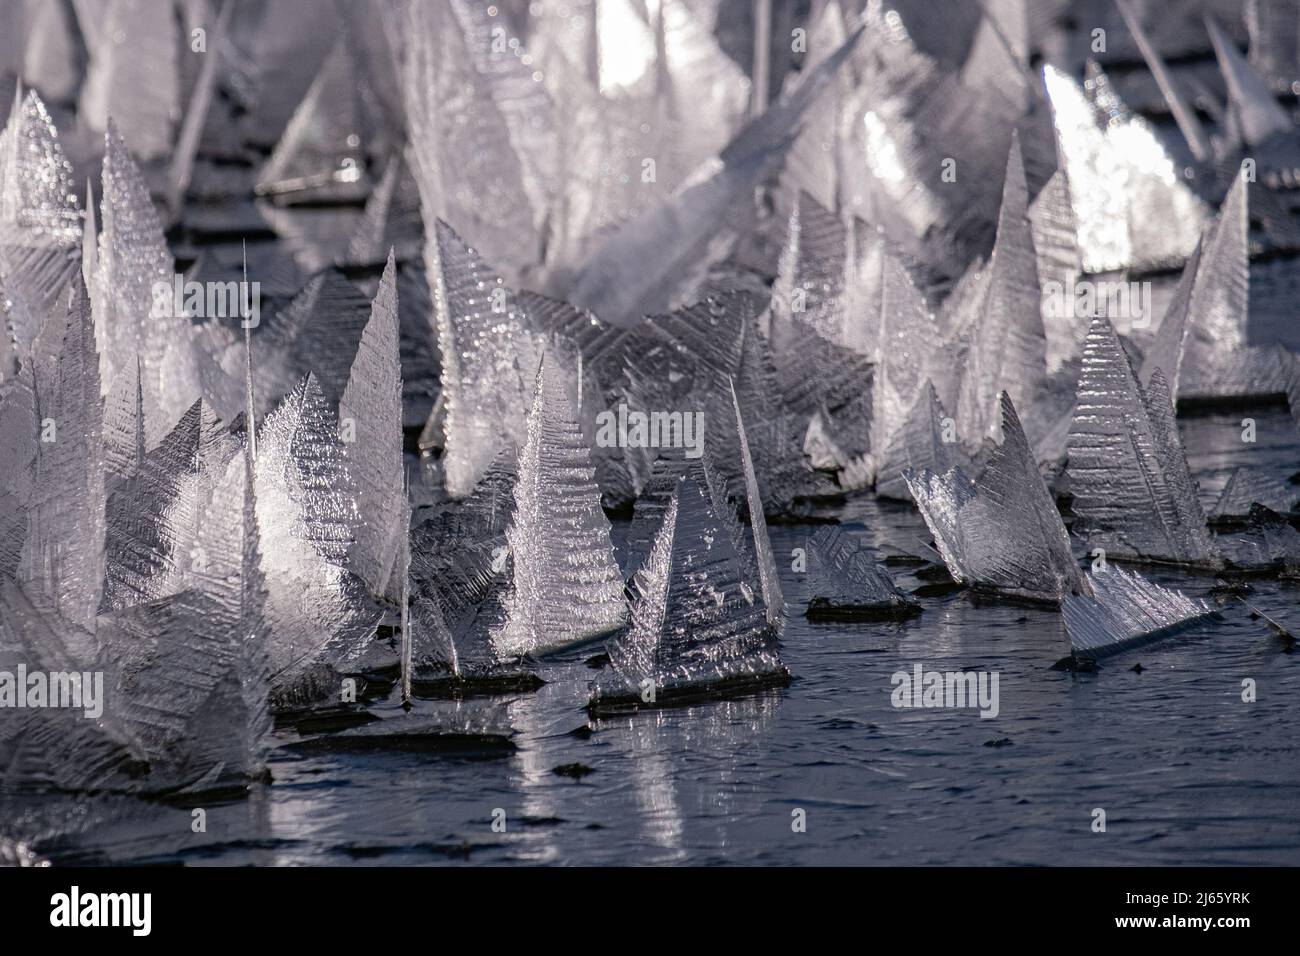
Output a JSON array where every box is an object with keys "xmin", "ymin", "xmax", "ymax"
[
  {"xmin": 398, "ymin": 0, "xmax": 545, "ymax": 276},
  {"xmin": 731, "ymin": 377, "xmax": 784, "ymax": 628},
  {"xmin": 876, "ymin": 381, "xmax": 960, "ymax": 502},
  {"xmin": 805, "ymin": 525, "xmax": 916, "ymax": 616},
  {"xmin": 1063, "ymin": 565, "xmax": 1212, "ymax": 658},
  {"xmin": 771, "ymin": 191, "xmax": 848, "ymax": 345},
  {"xmin": 1211, "ymin": 467, "xmax": 1299, "ymax": 519},
  {"xmin": 0, "ymin": 90, "xmax": 81, "ymax": 246},
  {"xmin": 1028, "ymin": 167, "xmax": 1084, "ymax": 370},
  {"xmin": 1043, "ymin": 64, "xmax": 1207, "ymax": 273},
  {"xmin": 567, "ymin": 24, "xmax": 864, "ymax": 328},
  {"xmin": 1067, "ymin": 317, "xmax": 1219, "ymax": 566},
  {"xmin": 1139, "ymin": 230, "xmax": 1204, "ymax": 395},
  {"xmin": 491, "ymin": 351, "xmax": 627, "ymax": 657},
  {"xmin": 603, "ymin": 474, "xmax": 781, "ymax": 696},
  {"xmin": 429, "ymin": 219, "xmax": 540, "ymax": 497},
  {"xmin": 339, "ymin": 253, "xmax": 404, "ymax": 598},
  {"xmin": 102, "ymin": 353, "xmax": 145, "ymax": 490},
  {"xmin": 20, "ymin": 277, "xmax": 106, "ymax": 631},
  {"xmin": 1116, "ymin": 0, "xmax": 1211, "ymax": 161},
  {"xmin": 78, "ymin": 0, "xmax": 180, "ymax": 161},
  {"xmin": 101, "ymin": 398, "xmax": 238, "ymax": 613},
  {"xmin": 954, "ymin": 133, "xmax": 1047, "ymax": 447},
  {"xmin": 255, "ymin": 40, "xmax": 369, "ymax": 203},
  {"xmin": 870, "ymin": 249, "xmax": 937, "ymax": 461},
  {"xmin": 254, "ymin": 375, "xmax": 381, "ymax": 697},
  {"xmin": 1206, "ymin": 14, "xmax": 1292, "ymax": 147}
]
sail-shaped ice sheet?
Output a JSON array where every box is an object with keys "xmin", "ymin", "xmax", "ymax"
[
  {"xmin": 254, "ymin": 375, "xmax": 382, "ymax": 704},
  {"xmin": 1067, "ymin": 317, "xmax": 1220, "ymax": 567},
  {"xmin": 1206, "ymin": 14, "xmax": 1292, "ymax": 149},
  {"xmin": 952, "ymin": 134, "xmax": 1047, "ymax": 449},
  {"xmin": 875, "ymin": 381, "xmax": 961, "ymax": 502},
  {"xmin": 0, "ymin": 90, "xmax": 82, "ymax": 355},
  {"xmin": 804, "ymin": 525, "xmax": 919, "ymax": 621},
  {"xmin": 1043, "ymin": 63, "xmax": 1207, "ymax": 273},
  {"xmin": 0, "ymin": 361, "xmax": 37, "ymax": 580},
  {"xmin": 430, "ymin": 219, "xmax": 540, "ymax": 497},
  {"xmin": 566, "ymin": 24, "xmax": 864, "ymax": 328},
  {"xmin": 101, "ymin": 398, "xmax": 238, "ymax": 613},
  {"xmin": 78, "ymin": 0, "xmax": 180, "ymax": 161},
  {"xmin": 1062, "ymin": 565, "xmax": 1212, "ymax": 659},
  {"xmin": 731, "ymin": 378, "xmax": 784, "ymax": 629},
  {"xmin": 97, "ymin": 122, "xmax": 201, "ymax": 442},
  {"xmin": 771, "ymin": 191, "xmax": 849, "ymax": 345},
  {"xmin": 255, "ymin": 40, "xmax": 370, "ymax": 204},
  {"xmin": 20, "ymin": 278, "xmax": 106, "ymax": 631},
  {"xmin": 490, "ymin": 352, "xmax": 627, "ymax": 657},
  {"xmin": 398, "ymin": 0, "xmax": 550, "ymax": 276},
  {"xmin": 102, "ymin": 353, "xmax": 145, "ymax": 490},
  {"xmin": 594, "ymin": 476, "xmax": 785, "ymax": 711},
  {"xmin": 906, "ymin": 392, "xmax": 1085, "ymax": 602},
  {"xmin": 1210, "ymin": 468, "xmax": 1298, "ymax": 521},
  {"xmin": 339, "ymin": 253, "xmax": 404, "ymax": 599}
]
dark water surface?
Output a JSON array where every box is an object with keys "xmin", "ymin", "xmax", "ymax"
[{"xmin": 16, "ymin": 410, "xmax": 1300, "ymax": 866}]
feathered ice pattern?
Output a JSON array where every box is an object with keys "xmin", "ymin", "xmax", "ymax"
[
  {"xmin": 906, "ymin": 392, "xmax": 1084, "ymax": 602},
  {"xmin": 1211, "ymin": 468, "xmax": 1298, "ymax": 521},
  {"xmin": 804, "ymin": 525, "xmax": 918, "ymax": 620},
  {"xmin": 1062, "ymin": 566, "xmax": 1212, "ymax": 658},
  {"xmin": 598, "ymin": 474, "xmax": 783, "ymax": 703},
  {"xmin": 1068, "ymin": 317, "xmax": 1220, "ymax": 567},
  {"xmin": 875, "ymin": 382, "xmax": 961, "ymax": 502},
  {"xmin": 339, "ymin": 253, "xmax": 404, "ymax": 598},
  {"xmin": 430, "ymin": 219, "xmax": 539, "ymax": 498},
  {"xmin": 490, "ymin": 351, "xmax": 627, "ymax": 658}
]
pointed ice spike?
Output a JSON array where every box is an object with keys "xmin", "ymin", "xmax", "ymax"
[
  {"xmin": 101, "ymin": 398, "xmax": 238, "ymax": 613},
  {"xmin": 399, "ymin": 482, "xmax": 413, "ymax": 705},
  {"xmin": 598, "ymin": 475, "xmax": 784, "ymax": 706},
  {"xmin": 78, "ymin": 0, "xmax": 180, "ymax": 161},
  {"xmin": 339, "ymin": 252, "xmax": 404, "ymax": 598},
  {"xmin": 1028, "ymin": 166, "xmax": 1084, "ymax": 369},
  {"xmin": 254, "ymin": 374, "xmax": 382, "ymax": 699},
  {"xmin": 166, "ymin": 0, "xmax": 234, "ymax": 219},
  {"xmin": 869, "ymin": 249, "xmax": 937, "ymax": 465},
  {"xmin": 954, "ymin": 132, "xmax": 1046, "ymax": 445},
  {"xmin": 255, "ymin": 40, "xmax": 369, "ymax": 203},
  {"xmin": 20, "ymin": 277, "xmax": 105, "ymax": 630},
  {"xmin": 805, "ymin": 526, "xmax": 919, "ymax": 621},
  {"xmin": 1116, "ymin": 0, "xmax": 1212, "ymax": 162},
  {"xmin": 1211, "ymin": 467, "xmax": 1298, "ymax": 520},
  {"xmin": 429, "ymin": 218, "xmax": 540, "ymax": 497},
  {"xmin": 0, "ymin": 90, "xmax": 81, "ymax": 244},
  {"xmin": 1042, "ymin": 64, "xmax": 1206, "ymax": 273},
  {"xmin": 771, "ymin": 191, "xmax": 848, "ymax": 344},
  {"xmin": 1206, "ymin": 14, "xmax": 1292, "ymax": 147},
  {"xmin": 1139, "ymin": 229, "xmax": 1205, "ymax": 396},
  {"xmin": 398, "ymin": 0, "xmax": 548, "ymax": 276},
  {"xmin": 731, "ymin": 377, "xmax": 783, "ymax": 628},
  {"xmin": 490, "ymin": 351, "xmax": 627, "ymax": 658},
  {"xmin": 875, "ymin": 381, "xmax": 960, "ymax": 502},
  {"xmin": 567, "ymin": 24, "xmax": 864, "ymax": 328},
  {"xmin": 1067, "ymin": 317, "xmax": 1219, "ymax": 567},
  {"xmin": 906, "ymin": 392, "xmax": 1084, "ymax": 602},
  {"xmin": 99, "ymin": 120, "xmax": 199, "ymax": 440},
  {"xmin": 1062, "ymin": 565, "xmax": 1212, "ymax": 659}
]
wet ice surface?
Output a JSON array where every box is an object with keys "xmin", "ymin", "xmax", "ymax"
[{"xmin": 18, "ymin": 411, "xmax": 1298, "ymax": 866}]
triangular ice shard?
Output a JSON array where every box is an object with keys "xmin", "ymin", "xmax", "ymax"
[
  {"xmin": 1206, "ymin": 14, "xmax": 1292, "ymax": 148},
  {"xmin": 906, "ymin": 392, "xmax": 1085, "ymax": 602},
  {"xmin": 102, "ymin": 353, "xmax": 145, "ymax": 490},
  {"xmin": 1210, "ymin": 468, "xmax": 1298, "ymax": 522},
  {"xmin": 592, "ymin": 475, "xmax": 785, "ymax": 712},
  {"xmin": 490, "ymin": 352, "xmax": 627, "ymax": 658},
  {"xmin": 731, "ymin": 377, "xmax": 784, "ymax": 628},
  {"xmin": 1067, "ymin": 317, "xmax": 1220, "ymax": 567},
  {"xmin": 1062, "ymin": 565, "xmax": 1213, "ymax": 659},
  {"xmin": 771, "ymin": 191, "xmax": 849, "ymax": 345},
  {"xmin": 0, "ymin": 361, "xmax": 37, "ymax": 580},
  {"xmin": 804, "ymin": 525, "xmax": 919, "ymax": 621},
  {"xmin": 0, "ymin": 90, "xmax": 81, "ymax": 245},
  {"xmin": 339, "ymin": 253, "xmax": 404, "ymax": 599},
  {"xmin": 20, "ymin": 278, "xmax": 106, "ymax": 631},
  {"xmin": 430, "ymin": 219, "xmax": 540, "ymax": 497},
  {"xmin": 875, "ymin": 381, "xmax": 961, "ymax": 502},
  {"xmin": 254, "ymin": 374, "xmax": 382, "ymax": 705},
  {"xmin": 101, "ymin": 398, "xmax": 238, "ymax": 613}
]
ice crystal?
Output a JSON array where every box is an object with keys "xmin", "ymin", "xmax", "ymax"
[
  {"xmin": 1211, "ymin": 468, "xmax": 1298, "ymax": 521},
  {"xmin": 1062, "ymin": 566, "xmax": 1212, "ymax": 658},
  {"xmin": 804, "ymin": 525, "xmax": 918, "ymax": 620}
]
